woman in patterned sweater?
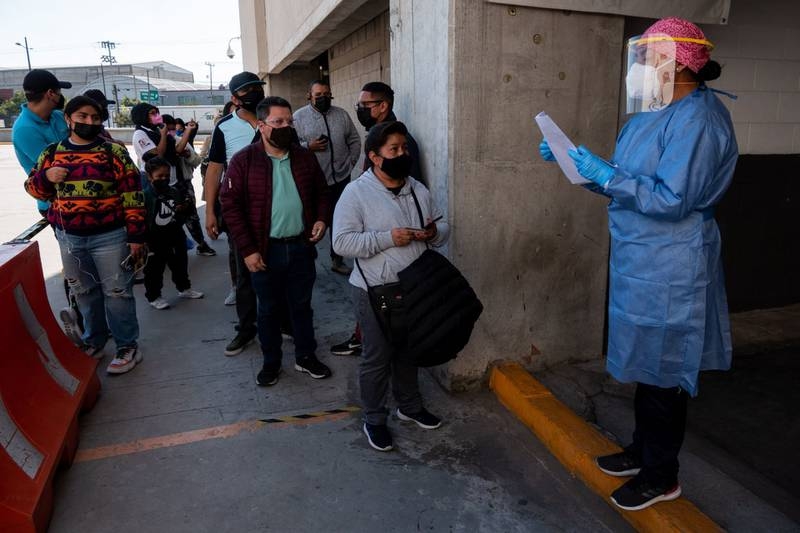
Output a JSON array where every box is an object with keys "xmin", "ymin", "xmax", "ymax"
[{"xmin": 25, "ymin": 95, "xmax": 146, "ymax": 375}]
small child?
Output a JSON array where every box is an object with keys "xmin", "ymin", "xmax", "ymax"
[{"xmin": 143, "ymin": 156, "xmax": 204, "ymax": 309}]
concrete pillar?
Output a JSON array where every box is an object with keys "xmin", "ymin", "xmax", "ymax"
[
  {"xmin": 390, "ymin": 0, "xmax": 622, "ymax": 390},
  {"xmin": 264, "ymin": 64, "xmax": 323, "ymax": 111}
]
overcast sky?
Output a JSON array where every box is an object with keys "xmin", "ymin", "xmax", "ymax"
[{"xmin": 0, "ymin": 0, "xmax": 245, "ymax": 88}]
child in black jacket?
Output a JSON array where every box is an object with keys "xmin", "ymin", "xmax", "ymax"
[{"xmin": 143, "ymin": 157, "xmax": 204, "ymax": 309}]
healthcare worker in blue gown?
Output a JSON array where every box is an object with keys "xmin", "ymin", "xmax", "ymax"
[{"xmin": 540, "ymin": 17, "xmax": 737, "ymax": 511}]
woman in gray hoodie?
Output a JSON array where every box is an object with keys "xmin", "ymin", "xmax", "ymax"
[{"xmin": 332, "ymin": 121, "xmax": 449, "ymax": 452}]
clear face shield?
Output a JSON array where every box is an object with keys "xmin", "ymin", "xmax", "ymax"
[{"xmin": 625, "ymin": 34, "xmax": 677, "ymax": 113}]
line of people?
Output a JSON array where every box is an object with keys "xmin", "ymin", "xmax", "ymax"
[{"xmin": 16, "ymin": 70, "xmax": 215, "ymax": 375}]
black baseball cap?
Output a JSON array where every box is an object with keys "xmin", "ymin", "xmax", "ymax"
[
  {"xmin": 84, "ymin": 89, "xmax": 115, "ymax": 107},
  {"xmin": 23, "ymin": 69, "xmax": 72, "ymax": 94},
  {"xmin": 229, "ymin": 71, "xmax": 265, "ymax": 94}
]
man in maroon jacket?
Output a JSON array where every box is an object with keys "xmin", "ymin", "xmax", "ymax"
[{"xmin": 221, "ymin": 96, "xmax": 333, "ymax": 386}]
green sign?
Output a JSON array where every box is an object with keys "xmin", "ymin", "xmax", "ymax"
[{"xmin": 139, "ymin": 90, "xmax": 159, "ymax": 101}]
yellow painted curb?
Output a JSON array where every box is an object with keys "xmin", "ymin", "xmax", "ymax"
[{"xmin": 490, "ymin": 362, "xmax": 722, "ymax": 533}]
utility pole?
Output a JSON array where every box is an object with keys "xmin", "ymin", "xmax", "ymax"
[
  {"xmin": 15, "ymin": 37, "xmax": 32, "ymax": 71},
  {"xmin": 100, "ymin": 41, "xmax": 118, "ymax": 127},
  {"xmin": 204, "ymin": 61, "xmax": 214, "ymax": 102}
]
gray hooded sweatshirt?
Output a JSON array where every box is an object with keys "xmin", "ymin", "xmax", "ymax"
[{"xmin": 332, "ymin": 169, "xmax": 449, "ymax": 290}]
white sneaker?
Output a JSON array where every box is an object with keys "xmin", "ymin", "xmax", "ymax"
[
  {"xmin": 149, "ymin": 297, "xmax": 170, "ymax": 310},
  {"xmin": 106, "ymin": 346, "xmax": 142, "ymax": 375},
  {"xmin": 178, "ymin": 289, "xmax": 204, "ymax": 299},
  {"xmin": 224, "ymin": 288, "xmax": 236, "ymax": 306}
]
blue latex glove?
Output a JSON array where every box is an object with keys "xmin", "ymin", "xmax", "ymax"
[
  {"xmin": 539, "ymin": 140, "xmax": 555, "ymax": 162},
  {"xmin": 568, "ymin": 145, "xmax": 615, "ymax": 187}
]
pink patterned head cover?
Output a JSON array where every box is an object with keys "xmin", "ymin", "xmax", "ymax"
[{"xmin": 642, "ymin": 17, "xmax": 714, "ymax": 73}]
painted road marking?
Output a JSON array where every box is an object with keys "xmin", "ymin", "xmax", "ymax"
[{"xmin": 74, "ymin": 406, "xmax": 361, "ymax": 463}]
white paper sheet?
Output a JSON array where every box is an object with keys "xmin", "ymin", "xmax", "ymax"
[{"xmin": 534, "ymin": 112, "xmax": 590, "ymax": 185}]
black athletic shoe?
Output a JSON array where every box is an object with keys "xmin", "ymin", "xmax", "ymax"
[
  {"xmin": 396, "ymin": 407, "xmax": 442, "ymax": 429},
  {"xmin": 224, "ymin": 331, "xmax": 256, "ymax": 356},
  {"xmin": 596, "ymin": 450, "xmax": 642, "ymax": 477},
  {"xmin": 610, "ymin": 475, "xmax": 682, "ymax": 511},
  {"xmin": 363, "ymin": 423, "xmax": 393, "ymax": 452},
  {"xmin": 256, "ymin": 367, "xmax": 282, "ymax": 387},
  {"xmin": 196, "ymin": 243, "xmax": 217, "ymax": 256},
  {"xmin": 330, "ymin": 333, "xmax": 362, "ymax": 356},
  {"xmin": 294, "ymin": 355, "xmax": 332, "ymax": 379}
]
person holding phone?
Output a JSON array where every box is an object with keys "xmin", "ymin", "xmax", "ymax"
[
  {"xmin": 332, "ymin": 121, "xmax": 448, "ymax": 452},
  {"xmin": 293, "ymin": 79, "xmax": 362, "ymax": 275},
  {"xmin": 25, "ymin": 96, "xmax": 145, "ymax": 375}
]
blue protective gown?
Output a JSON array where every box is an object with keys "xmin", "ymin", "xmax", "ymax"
[{"xmin": 600, "ymin": 86, "xmax": 738, "ymax": 396}]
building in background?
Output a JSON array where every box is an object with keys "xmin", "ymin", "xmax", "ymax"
[
  {"xmin": 243, "ymin": 0, "xmax": 798, "ymax": 390},
  {"xmin": 0, "ymin": 61, "xmax": 230, "ymax": 129},
  {"xmin": 0, "ymin": 61, "xmax": 194, "ymax": 97}
]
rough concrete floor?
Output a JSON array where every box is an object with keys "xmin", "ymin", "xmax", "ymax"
[{"xmin": 38, "ymin": 230, "xmax": 631, "ymax": 533}]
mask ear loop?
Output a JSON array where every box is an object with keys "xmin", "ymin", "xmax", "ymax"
[{"xmin": 51, "ymin": 142, "xmax": 147, "ymax": 290}]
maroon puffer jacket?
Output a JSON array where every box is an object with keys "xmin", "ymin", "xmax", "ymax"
[{"xmin": 220, "ymin": 141, "xmax": 332, "ymax": 259}]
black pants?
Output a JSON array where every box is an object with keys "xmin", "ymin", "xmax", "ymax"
[
  {"xmin": 626, "ymin": 382, "xmax": 688, "ymax": 486},
  {"xmin": 181, "ymin": 178, "xmax": 208, "ymax": 246},
  {"xmin": 328, "ymin": 178, "xmax": 349, "ymax": 261},
  {"xmin": 144, "ymin": 224, "xmax": 191, "ymax": 301},
  {"xmin": 230, "ymin": 238, "xmax": 258, "ymax": 336}
]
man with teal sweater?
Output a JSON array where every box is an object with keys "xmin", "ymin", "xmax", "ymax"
[{"xmin": 12, "ymin": 69, "xmax": 72, "ymax": 214}]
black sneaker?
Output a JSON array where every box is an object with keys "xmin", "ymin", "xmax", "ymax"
[
  {"xmin": 610, "ymin": 475, "xmax": 682, "ymax": 511},
  {"xmin": 294, "ymin": 356, "xmax": 332, "ymax": 379},
  {"xmin": 330, "ymin": 333, "xmax": 362, "ymax": 356},
  {"xmin": 224, "ymin": 331, "xmax": 256, "ymax": 357},
  {"xmin": 596, "ymin": 450, "xmax": 642, "ymax": 477},
  {"xmin": 256, "ymin": 367, "xmax": 282, "ymax": 386},
  {"xmin": 196, "ymin": 243, "xmax": 217, "ymax": 256},
  {"xmin": 363, "ymin": 423, "xmax": 393, "ymax": 452},
  {"xmin": 396, "ymin": 407, "xmax": 442, "ymax": 429}
]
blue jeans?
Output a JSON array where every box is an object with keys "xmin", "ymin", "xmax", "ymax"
[
  {"xmin": 56, "ymin": 227, "xmax": 139, "ymax": 349},
  {"xmin": 250, "ymin": 241, "xmax": 317, "ymax": 370}
]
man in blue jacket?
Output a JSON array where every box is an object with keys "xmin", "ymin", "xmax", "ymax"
[{"xmin": 11, "ymin": 69, "xmax": 82, "ymax": 345}]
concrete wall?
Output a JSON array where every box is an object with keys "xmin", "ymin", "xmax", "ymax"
[
  {"xmin": 438, "ymin": 2, "xmax": 618, "ymax": 389},
  {"xmin": 239, "ymin": 0, "xmax": 269, "ymax": 78},
  {"xmin": 389, "ymin": 1, "xmax": 449, "ymax": 217},
  {"xmin": 265, "ymin": 64, "xmax": 324, "ymax": 112},
  {"xmin": 705, "ymin": 0, "xmax": 800, "ymax": 154},
  {"xmin": 329, "ymin": 9, "xmax": 391, "ymax": 166}
]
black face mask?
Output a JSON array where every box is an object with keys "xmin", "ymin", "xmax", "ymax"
[
  {"xmin": 379, "ymin": 154, "xmax": 413, "ymax": 181},
  {"xmin": 72, "ymin": 122, "xmax": 103, "ymax": 141},
  {"xmin": 313, "ymin": 96, "xmax": 332, "ymax": 113},
  {"xmin": 152, "ymin": 180, "xmax": 170, "ymax": 193},
  {"xmin": 356, "ymin": 106, "xmax": 377, "ymax": 130},
  {"xmin": 269, "ymin": 126, "xmax": 294, "ymax": 150},
  {"xmin": 238, "ymin": 89, "xmax": 265, "ymax": 113},
  {"xmin": 55, "ymin": 94, "xmax": 66, "ymax": 111}
]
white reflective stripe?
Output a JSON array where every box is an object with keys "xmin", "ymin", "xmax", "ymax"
[
  {"xmin": 13, "ymin": 285, "xmax": 79, "ymax": 395},
  {"xmin": 0, "ymin": 397, "xmax": 43, "ymax": 479}
]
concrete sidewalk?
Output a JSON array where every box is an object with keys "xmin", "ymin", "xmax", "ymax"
[
  {"xmin": 39, "ymin": 231, "xmax": 631, "ymax": 533},
  {"xmin": 534, "ymin": 318, "xmax": 800, "ymax": 533}
]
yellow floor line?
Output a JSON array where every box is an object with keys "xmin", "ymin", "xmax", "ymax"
[
  {"xmin": 490, "ymin": 362, "xmax": 721, "ymax": 533},
  {"xmin": 75, "ymin": 406, "xmax": 360, "ymax": 463}
]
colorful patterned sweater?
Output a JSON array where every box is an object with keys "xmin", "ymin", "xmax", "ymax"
[{"xmin": 24, "ymin": 139, "xmax": 146, "ymax": 243}]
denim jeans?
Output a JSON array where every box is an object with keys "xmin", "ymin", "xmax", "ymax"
[
  {"xmin": 250, "ymin": 241, "xmax": 317, "ymax": 370},
  {"xmin": 56, "ymin": 227, "xmax": 139, "ymax": 349}
]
